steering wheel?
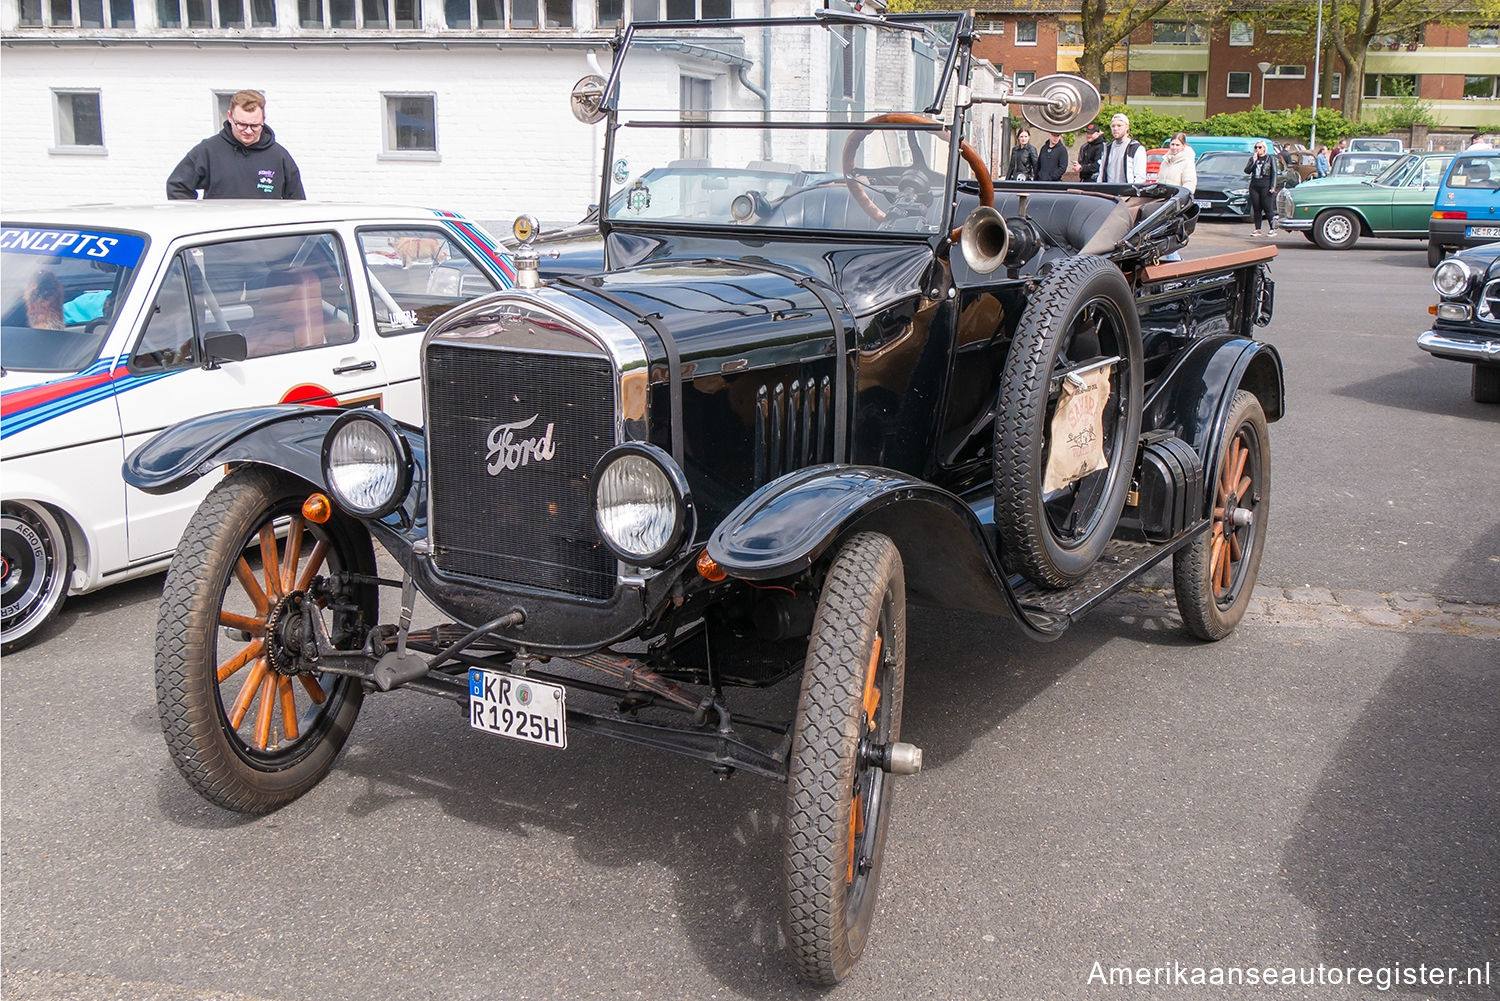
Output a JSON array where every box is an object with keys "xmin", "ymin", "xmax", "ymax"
[{"xmin": 841, "ymin": 113, "xmax": 994, "ymax": 240}]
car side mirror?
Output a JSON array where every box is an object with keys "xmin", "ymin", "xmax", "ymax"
[{"xmin": 203, "ymin": 331, "xmax": 247, "ymax": 367}]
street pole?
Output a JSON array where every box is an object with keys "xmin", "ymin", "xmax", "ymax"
[
  {"xmin": 1258, "ymin": 60, "xmax": 1272, "ymax": 108},
  {"xmin": 1310, "ymin": 0, "xmax": 1325, "ymax": 150}
]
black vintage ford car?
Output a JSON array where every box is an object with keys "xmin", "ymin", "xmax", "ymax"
[{"xmin": 125, "ymin": 7, "xmax": 1282, "ymax": 984}]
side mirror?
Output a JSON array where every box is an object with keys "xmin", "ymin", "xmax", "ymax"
[{"xmin": 203, "ymin": 331, "xmax": 247, "ymax": 365}]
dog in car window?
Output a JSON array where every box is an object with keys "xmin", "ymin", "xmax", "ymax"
[
  {"xmin": 393, "ymin": 237, "xmax": 450, "ymax": 269},
  {"xmin": 24, "ymin": 272, "xmax": 66, "ymax": 330}
]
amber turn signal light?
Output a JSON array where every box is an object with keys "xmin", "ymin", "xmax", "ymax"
[
  {"xmin": 302, "ymin": 493, "xmax": 333, "ymax": 524},
  {"xmin": 696, "ymin": 550, "xmax": 726, "ymax": 582}
]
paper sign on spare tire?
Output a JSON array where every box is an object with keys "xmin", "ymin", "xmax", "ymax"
[{"xmin": 1042, "ymin": 362, "xmax": 1114, "ymax": 494}]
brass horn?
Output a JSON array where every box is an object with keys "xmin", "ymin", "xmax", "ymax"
[{"xmin": 959, "ymin": 205, "xmax": 1010, "ymax": 275}]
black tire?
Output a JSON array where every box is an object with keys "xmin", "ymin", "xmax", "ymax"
[
  {"xmin": 1173, "ymin": 391, "xmax": 1270, "ymax": 640},
  {"xmin": 156, "ymin": 466, "xmax": 376, "ymax": 813},
  {"xmin": 994, "ymin": 254, "xmax": 1144, "ymax": 587},
  {"xmin": 1312, "ymin": 209, "xmax": 1360, "ymax": 250},
  {"xmin": 783, "ymin": 532, "xmax": 906, "ymax": 985},
  {"xmin": 1302, "ymin": 232, "xmax": 1317, "ymax": 244},
  {"xmin": 1427, "ymin": 242, "xmax": 1447, "ymax": 268},
  {"xmin": 1, "ymin": 500, "xmax": 72, "ymax": 653},
  {"xmin": 1474, "ymin": 364, "xmax": 1500, "ymax": 405}
]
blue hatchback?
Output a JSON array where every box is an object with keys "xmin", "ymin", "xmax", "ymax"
[{"xmin": 1428, "ymin": 151, "xmax": 1500, "ymax": 266}]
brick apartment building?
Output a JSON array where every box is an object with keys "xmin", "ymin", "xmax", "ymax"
[{"xmin": 963, "ymin": 2, "xmax": 1500, "ymax": 132}]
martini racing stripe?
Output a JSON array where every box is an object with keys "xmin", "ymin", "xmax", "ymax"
[
  {"xmin": 0, "ymin": 362, "xmax": 178, "ymax": 439},
  {"xmin": 429, "ymin": 210, "xmax": 516, "ymax": 285}
]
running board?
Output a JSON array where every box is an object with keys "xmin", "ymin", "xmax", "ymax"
[{"xmin": 1009, "ymin": 527, "xmax": 1206, "ymax": 630}]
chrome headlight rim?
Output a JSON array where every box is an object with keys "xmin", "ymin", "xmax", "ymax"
[
  {"xmin": 1433, "ymin": 257, "xmax": 1472, "ymax": 298},
  {"xmin": 591, "ymin": 442, "xmax": 693, "ymax": 568},
  {"xmin": 320, "ymin": 410, "xmax": 414, "ymax": 520}
]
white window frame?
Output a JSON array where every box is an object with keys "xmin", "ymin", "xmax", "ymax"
[
  {"xmin": 1226, "ymin": 71, "xmax": 1251, "ymax": 98},
  {"xmin": 1330, "ymin": 72, "xmax": 1342, "ymax": 99},
  {"xmin": 1013, "ymin": 70, "xmax": 1036, "ymax": 89},
  {"xmin": 1151, "ymin": 21, "xmax": 1206, "ymax": 45},
  {"xmin": 1266, "ymin": 65, "xmax": 1306, "ymax": 79},
  {"xmin": 381, "ymin": 92, "xmax": 439, "ymax": 160},
  {"xmin": 1149, "ymin": 71, "xmax": 1200, "ymax": 98},
  {"xmin": 18, "ymin": 0, "xmax": 136, "ymax": 26},
  {"xmin": 1463, "ymin": 75, "xmax": 1500, "ymax": 100},
  {"xmin": 1015, "ymin": 19, "xmax": 1037, "ymax": 45},
  {"xmin": 52, "ymin": 88, "xmax": 106, "ymax": 154},
  {"xmin": 1229, "ymin": 21, "xmax": 1252, "ymax": 46},
  {"xmin": 159, "ymin": 0, "xmax": 275, "ymax": 27},
  {"xmin": 1265, "ymin": 20, "xmax": 1299, "ymax": 35},
  {"xmin": 627, "ymin": 0, "xmax": 729, "ymax": 21},
  {"xmin": 300, "ymin": 0, "xmax": 422, "ymax": 29},
  {"xmin": 1470, "ymin": 26, "xmax": 1500, "ymax": 47}
]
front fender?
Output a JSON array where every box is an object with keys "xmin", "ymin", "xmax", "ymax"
[
  {"xmin": 123, "ymin": 405, "xmax": 419, "ymax": 497},
  {"xmin": 707, "ymin": 465, "xmax": 1062, "ymax": 637}
]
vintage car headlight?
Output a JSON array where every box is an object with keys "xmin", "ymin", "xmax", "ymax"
[
  {"xmin": 592, "ymin": 443, "xmax": 691, "ymax": 566},
  {"xmin": 1433, "ymin": 258, "xmax": 1472, "ymax": 298},
  {"xmin": 321, "ymin": 411, "xmax": 413, "ymax": 519}
]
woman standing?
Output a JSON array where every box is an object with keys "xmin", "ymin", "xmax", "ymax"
[
  {"xmin": 1157, "ymin": 133, "xmax": 1197, "ymax": 262},
  {"xmin": 1158, "ymin": 133, "xmax": 1197, "ymax": 192},
  {"xmin": 1006, "ymin": 129, "xmax": 1039, "ymax": 181},
  {"xmin": 1244, "ymin": 141, "xmax": 1278, "ymax": 237}
]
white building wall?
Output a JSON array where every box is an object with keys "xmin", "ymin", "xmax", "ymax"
[{"xmin": 1, "ymin": 42, "xmax": 610, "ymax": 227}]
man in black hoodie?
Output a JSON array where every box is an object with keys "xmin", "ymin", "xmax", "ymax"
[{"xmin": 167, "ymin": 90, "xmax": 306, "ymax": 200}]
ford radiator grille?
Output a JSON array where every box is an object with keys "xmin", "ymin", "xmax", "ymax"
[{"xmin": 425, "ymin": 343, "xmax": 617, "ymax": 600}]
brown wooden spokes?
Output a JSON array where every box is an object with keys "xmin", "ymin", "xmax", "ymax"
[
  {"xmin": 1209, "ymin": 433, "xmax": 1253, "ymax": 600},
  {"xmin": 214, "ymin": 514, "xmax": 330, "ymax": 753}
]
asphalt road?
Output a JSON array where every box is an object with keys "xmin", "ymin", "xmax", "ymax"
[{"xmin": 3, "ymin": 224, "xmax": 1497, "ymax": 1001}]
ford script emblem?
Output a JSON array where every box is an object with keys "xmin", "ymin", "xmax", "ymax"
[{"xmin": 486, "ymin": 414, "xmax": 557, "ymax": 474}]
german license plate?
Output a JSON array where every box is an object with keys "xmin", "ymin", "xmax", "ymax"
[
  {"xmin": 1194, "ymin": 199, "xmax": 1212, "ymax": 210},
  {"xmin": 468, "ymin": 669, "xmax": 567, "ymax": 749},
  {"xmin": 1467, "ymin": 225, "xmax": 1500, "ymax": 238}
]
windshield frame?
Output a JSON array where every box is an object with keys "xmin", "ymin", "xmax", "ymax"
[{"xmin": 594, "ymin": 11, "xmax": 974, "ymax": 243}]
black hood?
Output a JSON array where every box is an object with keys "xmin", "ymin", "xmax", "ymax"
[{"xmin": 216, "ymin": 120, "xmax": 278, "ymax": 154}]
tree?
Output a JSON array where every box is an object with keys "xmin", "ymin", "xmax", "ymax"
[
  {"xmin": 1259, "ymin": 0, "xmax": 1500, "ymax": 121},
  {"xmin": 1063, "ymin": 2, "xmax": 1233, "ymax": 92}
]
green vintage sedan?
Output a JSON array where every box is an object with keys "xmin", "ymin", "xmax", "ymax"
[{"xmin": 1278, "ymin": 151, "xmax": 1454, "ymax": 250}]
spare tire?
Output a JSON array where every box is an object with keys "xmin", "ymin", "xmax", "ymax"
[{"xmin": 994, "ymin": 254, "xmax": 1144, "ymax": 587}]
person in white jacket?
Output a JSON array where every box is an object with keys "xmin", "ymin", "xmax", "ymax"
[
  {"xmin": 1157, "ymin": 133, "xmax": 1198, "ymax": 192},
  {"xmin": 1156, "ymin": 133, "xmax": 1197, "ymax": 262}
]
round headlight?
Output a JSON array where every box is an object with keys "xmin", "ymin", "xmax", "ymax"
[
  {"xmin": 592, "ymin": 444, "xmax": 690, "ymax": 565},
  {"xmin": 1433, "ymin": 257, "xmax": 1471, "ymax": 298},
  {"xmin": 321, "ymin": 412, "xmax": 412, "ymax": 519}
]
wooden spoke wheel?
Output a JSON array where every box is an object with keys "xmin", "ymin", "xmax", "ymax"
[
  {"xmin": 783, "ymin": 532, "xmax": 906, "ymax": 985},
  {"xmin": 1173, "ymin": 390, "xmax": 1270, "ymax": 640},
  {"xmin": 155, "ymin": 466, "xmax": 376, "ymax": 813}
]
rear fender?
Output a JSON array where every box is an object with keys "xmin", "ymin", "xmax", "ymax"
[
  {"xmin": 1142, "ymin": 337, "xmax": 1284, "ymax": 518},
  {"xmin": 707, "ymin": 465, "xmax": 1058, "ymax": 636}
]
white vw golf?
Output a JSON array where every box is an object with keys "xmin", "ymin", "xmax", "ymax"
[{"xmin": 1, "ymin": 202, "xmax": 514, "ymax": 651}]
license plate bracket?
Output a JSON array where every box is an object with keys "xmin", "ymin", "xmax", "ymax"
[
  {"xmin": 469, "ymin": 669, "xmax": 567, "ymax": 749},
  {"xmin": 1467, "ymin": 225, "xmax": 1500, "ymax": 239}
]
